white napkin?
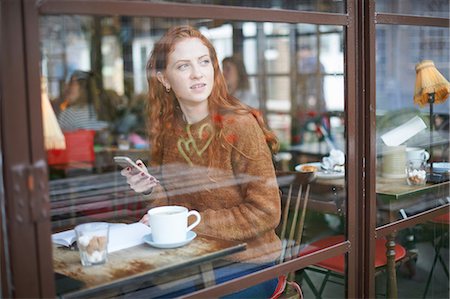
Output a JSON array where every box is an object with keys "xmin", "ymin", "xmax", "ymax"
[
  {"xmin": 322, "ymin": 149, "xmax": 345, "ymax": 172},
  {"xmin": 381, "ymin": 116, "xmax": 427, "ymax": 146}
]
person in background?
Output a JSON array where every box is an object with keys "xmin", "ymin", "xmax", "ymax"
[
  {"xmin": 222, "ymin": 55, "xmax": 259, "ymax": 109},
  {"xmin": 57, "ymin": 70, "xmax": 108, "ymax": 132},
  {"xmin": 121, "ymin": 25, "xmax": 281, "ymax": 298},
  {"xmin": 297, "ymin": 45, "xmax": 326, "ymax": 112}
]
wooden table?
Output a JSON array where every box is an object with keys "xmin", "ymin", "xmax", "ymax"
[
  {"xmin": 376, "ymin": 177, "xmax": 449, "ymax": 220},
  {"xmin": 54, "ymin": 234, "xmax": 246, "ymax": 298},
  {"xmin": 375, "ymin": 178, "xmax": 449, "ymax": 298}
]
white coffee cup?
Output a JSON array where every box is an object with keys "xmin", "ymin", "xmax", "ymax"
[
  {"xmin": 148, "ymin": 206, "xmax": 201, "ymax": 244},
  {"xmin": 406, "ymin": 147, "xmax": 430, "ymax": 167}
]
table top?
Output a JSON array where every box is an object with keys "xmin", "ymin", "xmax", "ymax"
[
  {"xmin": 309, "ymin": 173, "xmax": 448, "ymax": 199},
  {"xmin": 54, "ymin": 234, "xmax": 246, "ymax": 298},
  {"xmin": 304, "ymin": 174, "xmax": 449, "ymax": 219},
  {"xmin": 376, "ymin": 177, "xmax": 449, "ymax": 200}
]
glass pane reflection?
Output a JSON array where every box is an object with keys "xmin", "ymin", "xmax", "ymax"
[
  {"xmin": 41, "ymin": 15, "xmax": 347, "ymax": 298},
  {"xmin": 376, "ymin": 0, "xmax": 450, "ymax": 18},
  {"xmin": 375, "ymin": 23, "xmax": 449, "ymax": 299},
  {"xmin": 144, "ymin": 0, "xmax": 345, "ymax": 13}
]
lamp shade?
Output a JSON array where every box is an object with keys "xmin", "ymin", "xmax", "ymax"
[
  {"xmin": 414, "ymin": 60, "xmax": 450, "ymax": 107},
  {"xmin": 41, "ymin": 79, "xmax": 66, "ymax": 150}
]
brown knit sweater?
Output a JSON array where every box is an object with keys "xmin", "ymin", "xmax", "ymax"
[{"xmin": 147, "ymin": 112, "xmax": 281, "ymax": 263}]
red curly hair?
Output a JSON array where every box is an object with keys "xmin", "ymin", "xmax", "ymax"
[{"xmin": 146, "ymin": 25, "xmax": 278, "ymax": 167}]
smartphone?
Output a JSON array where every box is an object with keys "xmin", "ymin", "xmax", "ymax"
[{"xmin": 113, "ymin": 156, "xmax": 147, "ymax": 173}]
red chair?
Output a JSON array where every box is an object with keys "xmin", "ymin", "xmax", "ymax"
[
  {"xmin": 299, "ymin": 235, "xmax": 407, "ymax": 298},
  {"xmin": 423, "ymin": 212, "xmax": 449, "ymax": 298},
  {"xmin": 47, "ymin": 129, "xmax": 96, "ymax": 174}
]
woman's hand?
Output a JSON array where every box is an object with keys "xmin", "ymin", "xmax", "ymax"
[
  {"xmin": 120, "ymin": 159, "xmax": 159, "ymax": 194},
  {"xmin": 139, "ymin": 213, "xmax": 149, "ymax": 225}
]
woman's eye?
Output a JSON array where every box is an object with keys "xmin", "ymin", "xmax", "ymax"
[
  {"xmin": 177, "ymin": 64, "xmax": 189, "ymax": 71},
  {"xmin": 200, "ymin": 59, "xmax": 210, "ymax": 65}
]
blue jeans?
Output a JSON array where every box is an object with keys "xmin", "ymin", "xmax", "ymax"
[
  {"xmin": 215, "ymin": 261, "xmax": 278, "ymax": 298},
  {"xmin": 146, "ymin": 261, "xmax": 277, "ymax": 298}
]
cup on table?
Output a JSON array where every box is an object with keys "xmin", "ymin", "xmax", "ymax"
[
  {"xmin": 74, "ymin": 222, "xmax": 109, "ymax": 266},
  {"xmin": 381, "ymin": 145, "xmax": 406, "ymax": 178},
  {"xmin": 406, "ymin": 159, "xmax": 428, "ymax": 186},
  {"xmin": 406, "ymin": 147, "xmax": 430, "ymax": 168},
  {"xmin": 147, "ymin": 206, "xmax": 201, "ymax": 245}
]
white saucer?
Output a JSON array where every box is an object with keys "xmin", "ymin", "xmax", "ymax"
[
  {"xmin": 295, "ymin": 162, "xmax": 345, "ymax": 180},
  {"xmin": 143, "ymin": 231, "xmax": 197, "ymax": 249}
]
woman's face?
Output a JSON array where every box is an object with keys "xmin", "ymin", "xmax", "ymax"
[
  {"xmin": 222, "ymin": 61, "xmax": 238, "ymax": 94},
  {"xmin": 158, "ymin": 38, "xmax": 214, "ymax": 106},
  {"xmin": 65, "ymin": 79, "xmax": 81, "ymax": 103}
]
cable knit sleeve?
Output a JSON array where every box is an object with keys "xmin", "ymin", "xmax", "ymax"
[
  {"xmin": 144, "ymin": 184, "xmax": 169, "ymax": 209},
  {"xmin": 196, "ymin": 113, "xmax": 281, "ymax": 243}
]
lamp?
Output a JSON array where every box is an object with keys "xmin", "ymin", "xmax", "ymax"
[
  {"xmin": 41, "ymin": 78, "xmax": 66, "ymax": 150},
  {"xmin": 414, "ymin": 60, "xmax": 450, "ymax": 166}
]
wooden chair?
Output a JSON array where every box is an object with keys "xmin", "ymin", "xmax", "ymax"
[
  {"xmin": 422, "ymin": 212, "xmax": 449, "ymax": 298},
  {"xmin": 270, "ymin": 171, "xmax": 316, "ymax": 299}
]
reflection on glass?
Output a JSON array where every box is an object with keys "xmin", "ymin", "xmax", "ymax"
[
  {"xmin": 266, "ymin": 76, "xmax": 290, "ymax": 112},
  {"xmin": 265, "ymin": 37, "xmax": 290, "ymax": 74},
  {"xmin": 41, "ymin": 15, "xmax": 347, "ymax": 298},
  {"xmin": 376, "ymin": 0, "xmax": 449, "ymax": 18},
  {"xmin": 222, "ymin": 55, "xmax": 259, "ymax": 108},
  {"xmin": 143, "ymin": 0, "xmax": 345, "ymax": 13},
  {"xmin": 375, "ymin": 21, "xmax": 449, "ymax": 299}
]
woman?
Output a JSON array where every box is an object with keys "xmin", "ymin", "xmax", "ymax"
[
  {"xmin": 57, "ymin": 70, "xmax": 108, "ymax": 132},
  {"xmin": 222, "ymin": 55, "xmax": 259, "ymax": 108},
  {"xmin": 122, "ymin": 25, "xmax": 281, "ymax": 298}
]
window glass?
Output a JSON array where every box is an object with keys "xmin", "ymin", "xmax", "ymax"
[
  {"xmin": 375, "ymin": 24, "xmax": 450, "ymax": 298},
  {"xmin": 144, "ymin": 0, "xmax": 345, "ymax": 13},
  {"xmin": 376, "ymin": 0, "xmax": 450, "ymax": 18},
  {"xmin": 265, "ymin": 37, "xmax": 290, "ymax": 74},
  {"xmin": 41, "ymin": 15, "xmax": 346, "ymax": 298}
]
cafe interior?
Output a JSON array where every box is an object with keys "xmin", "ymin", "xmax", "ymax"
[{"xmin": 1, "ymin": 0, "xmax": 449, "ymax": 298}]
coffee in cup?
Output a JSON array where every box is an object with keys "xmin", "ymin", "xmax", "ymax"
[{"xmin": 148, "ymin": 206, "xmax": 201, "ymax": 244}]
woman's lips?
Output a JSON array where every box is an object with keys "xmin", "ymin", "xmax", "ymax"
[{"xmin": 190, "ymin": 83, "xmax": 206, "ymax": 90}]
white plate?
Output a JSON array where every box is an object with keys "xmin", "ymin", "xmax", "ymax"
[
  {"xmin": 295, "ymin": 162, "xmax": 345, "ymax": 180},
  {"xmin": 432, "ymin": 162, "xmax": 450, "ymax": 173},
  {"xmin": 143, "ymin": 231, "xmax": 197, "ymax": 249}
]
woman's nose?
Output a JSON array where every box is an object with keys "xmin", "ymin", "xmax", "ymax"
[{"xmin": 190, "ymin": 65, "xmax": 204, "ymax": 79}]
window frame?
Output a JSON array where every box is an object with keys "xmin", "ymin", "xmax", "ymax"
[{"xmin": 1, "ymin": 0, "xmax": 369, "ymax": 297}]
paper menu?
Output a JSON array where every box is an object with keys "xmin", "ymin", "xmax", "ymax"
[
  {"xmin": 107, "ymin": 222, "xmax": 151, "ymax": 252},
  {"xmin": 52, "ymin": 222, "xmax": 152, "ymax": 253},
  {"xmin": 52, "ymin": 229, "xmax": 78, "ymax": 247},
  {"xmin": 381, "ymin": 116, "xmax": 427, "ymax": 146}
]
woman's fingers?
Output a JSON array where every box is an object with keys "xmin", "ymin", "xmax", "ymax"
[
  {"xmin": 133, "ymin": 178, "xmax": 157, "ymax": 193},
  {"xmin": 125, "ymin": 172, "xmax": 157, "ymax": 193},
  {"xmin": 119, "ymin": 159, "xmax": 158, "ymax": 194},
  {"xmin": 139, "ymin": 214, "xmax": 149, "ymax": 225},
  {"xmin": 120, "ymin": 166, "xmax": 132, "ymax": 177},
  {"xmin": 135, "ymin": 159, "xmax": 149, "ymax": 174}
]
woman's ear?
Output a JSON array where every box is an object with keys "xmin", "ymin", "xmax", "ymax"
[{"xmin": 156, "ymin": 71, "xmax": 170, "ymax": 90}]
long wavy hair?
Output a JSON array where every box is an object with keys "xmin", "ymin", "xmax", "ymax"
[
  {"xmin": 146, "ymin": 25, "xmax": 278, "ymax": 167},
  {"xmin": 222, "ymin": 55, "xmax": 250, "ymax": 91}
]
